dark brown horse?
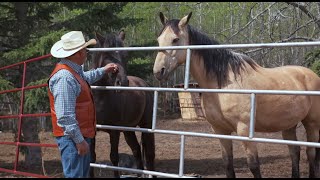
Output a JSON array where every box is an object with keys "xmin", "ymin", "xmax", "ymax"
[
  {"xmin": 153, "ymin": 12, "xmax": 320, "ymax": 178},
  {"xmin": 89, "ymin": 30, "xmax": 155, "ymax": 178}
]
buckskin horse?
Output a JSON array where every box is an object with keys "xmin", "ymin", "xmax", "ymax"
[
  {"xmin": 152, "ymin": 12, "xmax": 320, "ymax": 178},
  {"xmin": 90, "ymin": 30, "xmax": 155, "ymax": 178}
]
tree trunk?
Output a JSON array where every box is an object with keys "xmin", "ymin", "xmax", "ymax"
[
  {"xmin": 21, "ymin": 117, "xmax": 42, "ymax": 172},
  {"xmin": 13, "ymin": 2, "xmax": 30, "ymax": 47}
]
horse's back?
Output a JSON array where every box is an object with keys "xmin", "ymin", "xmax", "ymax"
[
  {"xmin": 266, "ymin": 65, "xmax": 320, "ymax": 90},
  {"xmin": 213, "ymin": 64, "xmax": 320, "ymax": 132},
  {"xmin": 128, "ymin": 76, "xmax": 149, "ymax": 87},
  {"xmin": 235, "ymin": 64, "xmax": 320, "ymax": 91},
  {"xmin": 128, "ymin": 76, "xmax": 154, "ymax": 128}
]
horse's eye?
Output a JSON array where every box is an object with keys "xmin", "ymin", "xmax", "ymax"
[{"xmin": 172, "ymin": 38, "xmax": 179, "ymax": 44}]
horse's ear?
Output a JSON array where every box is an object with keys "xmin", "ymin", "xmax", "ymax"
[
  {"xmin": 119, "ymin": 29, "xmax": 125, "ymax": 41},
  {"xmin": 178, "ymin": 12, "xmax": 192, "ymax": 30},
  {"xmin": 95, "ymin": 32, "xmax": 105, "ymax": 44},
  {"xmin": 159, "ymin": 12, "xmax": 168, "ymax": 26}
]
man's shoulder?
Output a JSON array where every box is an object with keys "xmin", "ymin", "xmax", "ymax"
[
  {"xmin": 52, "ymin": 69, "xmax": 74, "ymax": 78},
  {"xmin": 50, "ymin": 69, "xmax": 76, "ymax": 84}
]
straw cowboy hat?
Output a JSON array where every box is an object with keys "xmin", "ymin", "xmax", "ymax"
[{"xmin": 51, "ymin": 31, "xmax": 97, "ymax": 58}]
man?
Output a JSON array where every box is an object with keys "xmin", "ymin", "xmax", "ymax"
[{"xmin": 48, "ymin": 31, "xmax": 118, "ymax": 178}]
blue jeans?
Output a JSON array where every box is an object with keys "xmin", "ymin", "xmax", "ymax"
[{"xmin": 56, "ymin": 136, "xmax": 92, "ymax": 178}]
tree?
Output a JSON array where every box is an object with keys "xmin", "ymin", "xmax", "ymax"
[
  {"xmin": 0, "ymin": 75, "xmax": 19, "ymax": 132},
  {"xmin": 0, "ymin": 2, "xmax": 143, "ymax": 173}
]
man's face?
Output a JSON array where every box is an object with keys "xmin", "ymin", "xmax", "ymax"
[{"xmin": 79, "ymin": 48, "xmax": 88, "ymax": 64}]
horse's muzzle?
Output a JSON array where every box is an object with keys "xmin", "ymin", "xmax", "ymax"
[{"xmin": 154, "ymin": 67, "xmax": 167, "ymax": 81}]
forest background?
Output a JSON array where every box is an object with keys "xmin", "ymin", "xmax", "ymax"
[{"xmin": 1, "ymin": 2, "xmax": 320, "ymax": 129}]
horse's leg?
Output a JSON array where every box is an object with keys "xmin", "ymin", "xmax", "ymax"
[
  {"xmin": 316, "ymin": 135, "xmax": 320, "ymax": 177},
  {"xmin": 282, "ymin": 125, "xmax": 300, "ymax": 178},
  {"xmin": 89, "ymin": 137, "xmax": 96, "ymax": 178},
  {"xmin": 141, "ymin": 132, "xmax": 155, "ymax": 175},
  {"xmin": 140, "ymin": 93, "xmax": 155, "ymax": 178},
  {"xmin": 220, "ymin": 138, "xmax": 235, "ymax": 178},
  {"xmin": 212, "ymin": 127, "xmax": 235, "ymax": 178},
  {"xmin": 109, "ymin": 130, "xmax": 121, "ymax": 178},
  {"xmin": 301, "ymin": 122, "xmax": 320, "ymax": 178},
  {"xmin": 237, "ymin": 122, "xmax": 261, "ymax": 178},
  {"xmin": 123, "ymin": 131, "xmax": 144, "ymax": 175}
]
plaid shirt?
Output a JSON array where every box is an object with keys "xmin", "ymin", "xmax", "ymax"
[{"xmin": 48, "ymin": 59, "xmax": 105, "ymax": 144}]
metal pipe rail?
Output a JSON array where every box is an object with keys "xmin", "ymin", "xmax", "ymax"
[
  {"xmin": 96, "ymin": 124, "xmax": 320, "ymax": 148},
  {"xmin": 93, "ymin": 123, "xmax": 320, "ymax": 178},
  {"xmin": 90, "ymin": 163, "xmax": 194, "ymax": 178},
  {"xmin": 0, "ymin": 54, "xmax": 52, "ymax": 71},
  {"xmin": 92, "ymin": 85, "xmax": 320, "ymax": 95},
  {"xmin": 89, "ymin": 40, "xmax": 320, "ymax": 178},
  {"xmin": 0, "ymin": 83, "xmax": 47, "ymax": 95},
  {"xmin": 0, "ymin": 41, "xmax": 319, "ymax": 178},
  {"xmin": 87, "ymin": 41, "xmax": 320, "ymax": 52},
  {"xmin": 0, "ymin": 54, "xmax": 55, "ymax": 178}
]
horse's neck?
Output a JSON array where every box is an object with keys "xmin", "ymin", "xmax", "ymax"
[
  {"xmin": 189, "ymin": 54, "xmax": 219, "ymax": 89},
  {"xmin": 190, "ymin": 53, "xmax": 261, "ymax": 89},
  {"xmin": 94, "ymin": 78, "xmax": 114, "ymax": 88}
]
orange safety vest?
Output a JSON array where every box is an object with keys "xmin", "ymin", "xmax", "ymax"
[{"xmin": 48, "ymin": 64, "xmax": 96, "ymax": 138}]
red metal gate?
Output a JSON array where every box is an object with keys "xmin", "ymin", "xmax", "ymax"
[{"xmin": 0, "ymin": 54, "xmax": 57, "ymax": 178}]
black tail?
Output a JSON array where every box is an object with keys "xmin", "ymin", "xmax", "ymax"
[
  {"xmin": 140, "ymin": 135, "xmax": 146, "ymax": 168},
  {"xmin": 89, "ymin": 137, "xmax": 96, "ymax": 178},
  {"xmin": 316, "ymin": 131, "xmax": 320, "ymax": 163}
]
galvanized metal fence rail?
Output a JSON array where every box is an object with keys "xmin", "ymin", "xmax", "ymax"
[
  {"xmin": 88, "ymin": 41, "xmax": 320, "ymax": 178},
  {"xmin": 1, "ymin": 41, "xmax": 320, "ymax": 178}
]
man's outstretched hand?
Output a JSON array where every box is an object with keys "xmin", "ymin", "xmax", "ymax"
[{"xmin": 104, "ymin": 63, "xmax": 119, "ymax": 73}]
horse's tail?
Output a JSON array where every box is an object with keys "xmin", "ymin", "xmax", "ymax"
[
  {"xmin": 89, "ymin": 137, "xmax": 96, "ymax": 178},
  {"xmin": 140, "ymin": 139, "xmax": 145, "ymax": 168},
  {"xmin": 317, "ymin": 130, "xmax": 320, "ymax": 162}
]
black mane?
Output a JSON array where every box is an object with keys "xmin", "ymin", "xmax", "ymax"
[
  {"xmin": 160, "ymin": 19, "xmax": 258, "ymax": 88},
  {"xmin": 93, "ymin": 33, "xmax": 128, "ymax": 70}
]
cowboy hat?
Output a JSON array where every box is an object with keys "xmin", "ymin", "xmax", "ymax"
[{"xmin": 50, "ymin": 31, "xmax": 97, "ymax": 58}]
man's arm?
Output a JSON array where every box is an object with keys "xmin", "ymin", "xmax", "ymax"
[{"xmin": 83, "ymin": 63, "xmax": 119, "ymax": 84}]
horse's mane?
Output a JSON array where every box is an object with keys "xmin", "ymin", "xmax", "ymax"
[{"xmin": 160, "ymin": 19, "xmax": 258, "ymax": 88}]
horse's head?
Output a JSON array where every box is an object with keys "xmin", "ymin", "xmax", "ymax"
[
  {"xmin": 93, "ymin": 30, "xmax": 129, "ymax": 87},
  {"xmin": 153, "ymin": 12, "xmax": 192, "ymax": 81}
]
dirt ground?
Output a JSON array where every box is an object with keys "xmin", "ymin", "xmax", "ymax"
[{"xmin": 0, "ymin": 117, "xmax": 311, "ymax": 178}]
